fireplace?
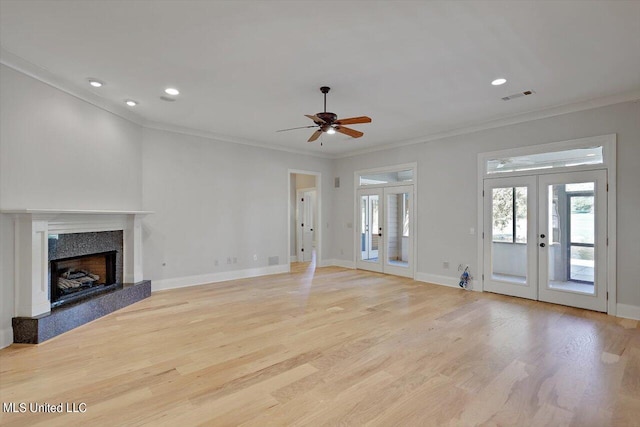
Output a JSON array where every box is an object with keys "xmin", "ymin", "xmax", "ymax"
[
  {"xmin": 5, "ymin": 209, "xmax": 152, "ymax": 344},
  {"xmin": 50, "ymin": 251, "xmax": 118, "ymax": 308},
  {"xmin": 48, "ymin": 230, "xmax": 124, "ymax": 308}
]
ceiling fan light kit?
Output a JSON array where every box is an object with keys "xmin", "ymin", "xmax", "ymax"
[{"xmin": 276, "ymin": 86, "xmax": 372, "ymax": 144}]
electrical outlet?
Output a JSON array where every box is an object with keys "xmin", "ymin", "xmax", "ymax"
[
  {"xmin": 253, "ymin": 254, "xmax": 257, "ymax": 261},
  {"xmin": 443, "ymin": 261, "xmax": 449, "ymax": 269},
  {"xmin": 227, "ymin": 257, "xmax": 231, "ymax": 264},
  {"xmin": 458, "ymin": 264, "xmax": 464, "ymax": 271},
  {"xmin": 214, "ymin": 259, "xmax": 219, "ymax": 266},
  {"xmin": 162, "ymin": 262, "xmax": 166, "ymax": 267}
]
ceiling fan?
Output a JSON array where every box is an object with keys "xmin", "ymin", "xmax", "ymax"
[{"xmin": 277, "ymin": 86, "xmax": 372, "ymax": 143}]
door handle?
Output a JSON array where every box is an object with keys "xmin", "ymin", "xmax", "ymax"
[
  {"xmin": 379, "ymin": 227, "xmax": 382, "ymax": 237},
  {"xmin": 539, "ymin": 243, "xmax": 546, "ymax": 247},
  {"xmin": 540, "ymin": 234, "xmax": 546, "ymax": 238}
]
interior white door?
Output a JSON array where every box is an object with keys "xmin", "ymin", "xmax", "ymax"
[
  {"xmin": 297, "ymin": 190, "xmax": 315, "ymax": 262},
  {"xmin": 357, "ymin": 188, "xmax": 383, "ymax": 272},
  {"xmin": 483, "ymin": 176, "xmax": 538, "ymax": 300},
  {"xmin": 538, "ymin": 170, "xmax": 607, "ymax": 312}
]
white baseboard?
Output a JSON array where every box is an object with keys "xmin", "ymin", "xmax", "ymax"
[
  {"xmin": 290, "ymin": 255, "xmax": 298, "ymax": 263},
  {"xmin": 319, "ymin": 259, "xmax": 355, "ymax": 269},
  {"xmin": 152, "ymin": 264, "xmax": 289, "ymax": 292},
  {"xmin": 415, "ymin": 272, "xmax": 475, "ymax": 291},
  {"xmin": 616, "ymin": 303, "xmax": 640, "ymax": 320},
  {"xmin": 0, "ymin": 327, "xmax": 13, "ymax": 349}
]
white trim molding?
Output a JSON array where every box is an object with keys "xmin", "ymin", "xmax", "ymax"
[
  {"xmin": 415, "ymin": 272, "xmax": 473, "ymax": 290},
  {"xmin": 0, "ymin": 327, "xmax": 13, "ymax": 349},
  {"xmin": 320, "ymin": 259, "xmax": 355, "ymax": 269},
  {"xmin": 616, "ymin": 304, "xmax": 640, "ymax": 321},
  {"xmin": 152, "ymin": 264, "xmax": 289, "ymax": 292}
]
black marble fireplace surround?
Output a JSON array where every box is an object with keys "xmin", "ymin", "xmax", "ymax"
[{"xmin": 12, "ymin": 230, "xmax": 151, "ymax": 344}]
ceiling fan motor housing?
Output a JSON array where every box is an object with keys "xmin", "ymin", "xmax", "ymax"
[{"xmin": 316, "ymin": 112, "xmax": 337, "ymax": 124}]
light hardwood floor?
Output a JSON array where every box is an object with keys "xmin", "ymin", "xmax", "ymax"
[{"xmin": 1, "ymin": 263, "xmax": 639, "ymax": 426}]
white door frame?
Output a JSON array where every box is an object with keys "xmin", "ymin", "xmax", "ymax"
[
  {"xmin": 354, "ymin": 162, "xmax": 417, "ymax": 279},
  {"xmin": 477, "ymin": 134, "xmax": 617, "ymax": 314},
  {"xmin": 288, "ymin": 170, "xmax": 322, "ymax": 270}
]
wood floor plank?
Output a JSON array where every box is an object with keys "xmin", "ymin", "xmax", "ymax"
[{"xmin": 1, "ymin": 264, "xmax": 638, "ymax": 426}]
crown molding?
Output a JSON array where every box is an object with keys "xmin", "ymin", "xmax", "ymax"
[
  {"xmin": 337, "ymin": 90, "xmax": 640, "ymax": 159},
  {"xmin": 0, "ymin": 47, "xmax": 146, "ymax": 126},
  {"xmin": 142, "ymin": 121, "xmax": 334, "ymax": 159},
  {"xmin": 2, "ymin": 47, "xmax": 638, "ymax": 161}
]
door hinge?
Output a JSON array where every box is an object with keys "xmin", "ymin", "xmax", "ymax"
[
  {"xmin": 607, "ymin": 291, "xmax": 609, "ymax": 300},
  {"xmin": 482, "ymin": 274, "xmax": 484, "ymax": 280},
  {"xmin": 482, "ymin": 232, "xmax": 484, "ymax": 239},
  {"xmin": 607, "ymin": 237, "xmax": 609, "ymax": 246},
  {"xmin": 482, "ymin": 190, "xmax": 485, "ymax": 197},
  {"xmin": 606, "ymin": 184, "xmax": 609, "ymax": 192}
]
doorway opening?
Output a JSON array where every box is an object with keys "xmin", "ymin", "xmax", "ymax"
[{"xmin": 288, "ymin": 171, "xmax": 321, "ymax": 272}]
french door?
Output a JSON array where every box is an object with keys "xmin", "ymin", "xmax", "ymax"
[
  {"xmin": 357, "ymin": 185, "xmax": 414, "ymax": 278},
  {"xmin": 483, "ymin": 170, "xmax": 607, "ymax": 312}
]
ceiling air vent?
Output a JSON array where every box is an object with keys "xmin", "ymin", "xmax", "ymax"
[{"xmin": 502, "ymin": 90, "xmax": 535, "ymax": 101}]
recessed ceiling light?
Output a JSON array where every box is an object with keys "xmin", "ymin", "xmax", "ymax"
[
  {"xmin": 491, "ymin": 78, "xmax": 507, "ymax": 86},
  {"xmin": 88, "ymin": 79, "xmax": 104, "ymax": 88},
  {"xmin": 125, "ymin": 100, "xmax": 138, "ymax": 107},
  {"xmin": 164, "ymin": 88, "xmax": 180, "ymax": 96}
]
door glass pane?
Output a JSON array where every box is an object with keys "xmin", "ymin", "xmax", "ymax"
[
  {"xmin": 491, "ymin": 187, "xmax": 527, "ymax": 284},
  {"xmin": 387, "ymin": 192, "xmax": 409, "ymax": 267},
  {"xmin": 360, "ymin": 195, "xmax": 379, "ymax": 262},
  {"xmin": 547, "ymin": 182, "xmax": 595, "ymax": 294}
]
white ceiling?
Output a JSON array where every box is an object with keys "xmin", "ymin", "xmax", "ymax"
[{"xmin": 1, "ymin": 0, "xmax": 639, "ymax": 156}]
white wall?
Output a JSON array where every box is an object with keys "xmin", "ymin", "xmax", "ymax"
[
  {"xmin": 332, "ymin": 101, "xmax": 640, "ymax": 309},
  {"xmin": 0, "ymin": 65, "xmax": 143, "ymax": 347},
  {"xmin": 1, "ymin": 62, "xmax": 638, "ymax": 351},
  {"xmin": 141, "ymin": 128, "xmax": 332, "ymax": 289}
]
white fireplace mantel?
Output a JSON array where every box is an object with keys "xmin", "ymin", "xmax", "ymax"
[{"xmin": 1, "ymin": 209, "xmax": 152, "ymax": 317}]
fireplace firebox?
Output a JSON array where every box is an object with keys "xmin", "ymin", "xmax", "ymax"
[{"xmin": 50, "ymin": 251, "xmax": 119, "ymax": 308}]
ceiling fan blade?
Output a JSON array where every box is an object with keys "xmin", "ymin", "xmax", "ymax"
[
  {"xmin": 335, "ymin": 126, "xmax": 364, "ymax": 139},
  {"xmin": 276, "ymin": 125, "xmax": 318, "ymax": 132},
  {"xmin": 305, "ymin": 114, "xmax": 326, "ymax": 124},
  {"xmin": 308, "ymin": 129, "xmax": 323, "ymax": 142},
  {"xmin": 335, "ymin": 116, "xmax": 372, "ymax": 125}
]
